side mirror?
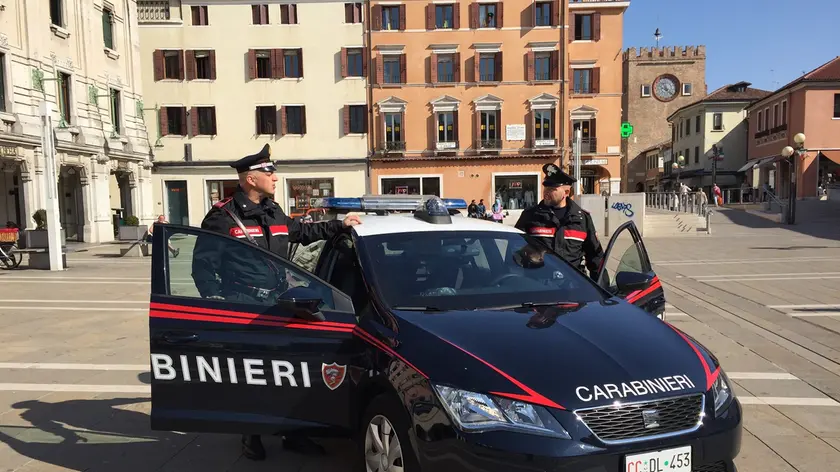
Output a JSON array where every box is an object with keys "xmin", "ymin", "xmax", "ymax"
[
  {"xmin": 615, "ymin": 271, "xmax": 653, "ymax": 293},
  {"xmin": 277, "ymin": 286, "xmax": 326, "ymax": 321}
]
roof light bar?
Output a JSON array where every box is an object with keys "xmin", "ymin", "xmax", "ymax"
[{"xmin": 314, "ymin": 195, "xmax": 467, "ymax": 212}]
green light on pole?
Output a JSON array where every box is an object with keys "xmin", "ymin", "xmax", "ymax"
[{"xmin": 621, "ymin": 122, "xmax": 634, "ymax": 138}]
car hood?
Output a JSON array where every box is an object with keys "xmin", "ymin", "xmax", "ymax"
[{"xmin": 393, "ymin": 301, "xmax": 718, "ymax": 411}]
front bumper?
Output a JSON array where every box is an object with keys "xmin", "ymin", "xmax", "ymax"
[{"xmin": 411, "ymin": 397, "xmax": 742, "ymax": 472}]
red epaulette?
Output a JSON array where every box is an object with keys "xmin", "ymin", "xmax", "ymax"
[{"xmin": 213, "ymin": 197, "xmax": 233, "ymax": 208}]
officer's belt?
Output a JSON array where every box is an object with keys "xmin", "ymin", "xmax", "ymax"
[{"xmin": 229, "ymin": 280, "xmax": 277, "ymax": 301}]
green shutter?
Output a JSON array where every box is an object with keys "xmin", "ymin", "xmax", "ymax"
[{"xmin": 103, "ymin": 9, "xmax": 113, "ymax": 49}]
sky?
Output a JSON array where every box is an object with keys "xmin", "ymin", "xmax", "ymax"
[{"xmin": 623, "ymin": 0, "xmax": 840, "ymax": 93}]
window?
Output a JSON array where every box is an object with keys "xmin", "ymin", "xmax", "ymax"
[
  {"xmin": 575, "ymin": 14, "xmax": 592, "ymax": 39},
  {"xmin": 382, "ymin": 6, "xmax": 400, "ymax": 30},
  {"xmin": 162, "ymin": 106, "xmax": 187, "ymax": 136},
  {"xmin": 256, "ymin": 105, "xmax": 277, "ymax": 134},
  {"xmin": 361, "ymin": 231, "xmax": 604, "ymax": 311},
  {"xmin": 435, "ymin": 4, "xmax": 454, "ymax": 28},
  {"xmin": 535, "ymin": 2, "xmax": 552, "ymax": 27},
  {"xmin": 679, "ymin": 120, "xmax": 683, "ymax": 138},
  {"xmin": 383, "ymin": 56, "xmax": 401, "ymax": 83},
  {"xmin": 347, "ymin": 105, "xmax": 366, "ymax": 134},
  {"xmin": 479, "ymin": 4, "xmax": 497, "ymax": 28},
  {"xmin": 193, "ymin": 50, "xmax": 213, "ymax": 79},
  {"xmin": 164, "ymin": 50, "xmax": 182, "ymax": 79},
  {"xmin": 781, "ymin": 101, "xmax": 788, "ymax": 125},
  {"xmin": 641, "ymin": 84, "xmax": 651, "ymax": 97},
  {"xmin": 345, "ymin": 48, "xmax": 364, "ymax": 77},
  {"xmin": 58, "ymin": 72, "xmax": 71, "ymax": 125},
  {"xmin": 381, "ymin": 177, "xmax": 440, "ymax": 196},
  {"xmin": 252, "ymin": 4, "xmax": 269, "ymax": 24},
  {"xmin": 773, "ymin": 104, "xmax": 779, "ymax": 128},
  {"xmin": 0, "ymin": 53, "xmax": 6, "ymax": 112},
  {"xmin": 50, "ymin": 0, "xmax": 63, "ymax": 26},
  {"xmin": 437, "ymin": 54, "xmax": 454, "ymax": 82},
  {"xmin": 478, "ymin": 110, "xmax": 498, "ymax": 145},
  {"xmin": 194, "ymin": 107, "xmax": 217, "ymax": 135},
  {"xmin": 255, "ymin": 50, "xmax": 272, "ymax": 78},
  {"xmin": 534, "ymin": 52, "xmax": 550, "ymax": 81},
  {"xmin": 383, "ymin": 112, "xmax": 403, "ymax": 146},
  {"xmin": 284, "ymin": 49, "xmax": 303, "ymax": 78},
  {"xmin": 686, "ymin": 117, "xmax": 691, "ymax": 136},
  {"xmin": 495, "ymin": 175, "xmax": 538, "ymax": 210},
  {"xmin": 479, "ymin": 53, "xmax": 496, "ymax": 82},
  {"xmin": 191, "ymin": 5, "xmax": 208, "ymax": 25},
  {"xmin": 110, "ymin": 89, "xmax": 121, "ymax": 134},
  {"xmin": 573, "ymin": 69, "xmax": 591, "ymax": 93},
  {"xmin": 682, "ymin": 83, "xmax": 692, "ymax": 96},
  {"xmin": 166, "ymin": 226, "xmax": 340, "ymax": 308},
  {"xmin": 288, "ymin": 179, "xmax": 334, "ymax": 215},
  {"xmin": 437, "ymin": 112, "xmax": 456, "ymax": 144},
  {"xmin": 694, "ymin": 146, "xmax": 699, "ymax": 164},
  {"xmin": 284, "ymin": 106, "xmax": 306, "ymax": 134},
  {"xmin": 206, "ymin": 180, "xmax": 238, "ymax": 208},
  {"xmin": 345, "ymin": 2, "xmax": 363, "ymax": 23},
  {"xmin": 757, "ymin": 110, "xmax": 763, "ymax": 131},
  {"xmin": 533, "ymin": 109, "xmax": 554, "ymax": 140},
  {"xmin": 834, "ymin": 94, "xmax": 840, "ymax": 118},
  {"xmin": 280, "ymin": 4, "xmax": 298, "ymax": 24},
  {"xmin": 102, "ymin": 7, "xmax": 115, "ymax": 50},
  {"xmin": 696, "ymin": 115, "xmax": 701, "ymax": 133}
]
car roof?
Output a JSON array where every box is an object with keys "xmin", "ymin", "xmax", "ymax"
[{"xmin": 351, "ymin": 213, "xmax": 526, "ymax": 238}]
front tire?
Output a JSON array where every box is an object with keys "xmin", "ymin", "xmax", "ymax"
[{"xmin": 359, "ymin": 394, "xmax": 420, "ymax": 472}]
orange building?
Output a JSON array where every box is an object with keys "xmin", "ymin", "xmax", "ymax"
[{"xmin": 364, "ymin": 0, "xmax": 629, "ymax": 208}]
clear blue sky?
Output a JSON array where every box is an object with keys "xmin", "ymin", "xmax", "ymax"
[{"xmin": 623, "ymin": 0, "xmax": 840, "ymax": 93}]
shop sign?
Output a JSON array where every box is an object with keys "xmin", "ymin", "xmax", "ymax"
[
  {"xmin": 582, "ymin": 159, "xmax": 608, "ymax": 166},
  {"xmin": 436, "ymin": 141, "xmax": 457, "ymax": 150},
  {"xmin": 510, "ymin": 181, "xmax": 522, "ymax": 188},
  {"xmin": 506, "ymin": 124, "xmax": 526, "ymax": 141},
  {"xmin": 534, "ymin": 139, "xmax": 556, "ymax": 147},
  {"xmin": 579, "ymin": 169, "xmax": 596, "ymax": 176},
  {"xmin": 396, "ymin": 186, "xmax": 408, "ymax": 195},
  {"xmin": 0, "ymin": 146, "xmax": 18, "ymax": 157}
]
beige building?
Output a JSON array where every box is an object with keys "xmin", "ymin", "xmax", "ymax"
[
  {"xmin": 0, "ymin": 0, "xmax": 154, "ymax": 242},
  {"xmin": 138, "ymin": 0, "xmax": 368, "ymax": 226}
]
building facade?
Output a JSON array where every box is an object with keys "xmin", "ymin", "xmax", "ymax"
[
  {"xmin": 366, "ymin": 0, "xmax": 629, "ymax": 209},
  {"xmin": 138, "ymin": 0, "xmax": 368, "ymax": 226},
  {"xmin": 668, "ymin": 82, "xmax": 770, "ymax": 192},
  {"xmin": 743, "ymin": 56, "xmax": 840, "ymax": 201},
  {"xmin": 622, "ymin": 45, "xmax": 706, "ymax": 192},
  {"xmin": 0, "ymin": 0, "xmax": 154, "ymax": 242}
]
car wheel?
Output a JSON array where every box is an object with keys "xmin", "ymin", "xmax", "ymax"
[{"xmin": 359, "ymin": 394, "xmax": 420, "ymax": 472}]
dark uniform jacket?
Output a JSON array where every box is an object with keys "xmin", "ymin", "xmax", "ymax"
[
  {"xmin": 191, "ymin": 187, "xmax": 347, "ymax": 299},
  {"xmin": 514, "ymin": 198, "xmax": 604, "ymax": 278}
]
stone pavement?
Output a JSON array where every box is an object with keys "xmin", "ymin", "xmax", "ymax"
[{"xmin": 0, "ymin": 212, "xmax": 839, "ymax": 471}]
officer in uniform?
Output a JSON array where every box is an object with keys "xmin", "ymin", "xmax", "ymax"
[
  {"xmin": 191, "ymin": 143, "xmax": 361, "ymax": 461},
  {"xmin": 514, "ymin": 163, "xmax": 604, "ymax": 280}
]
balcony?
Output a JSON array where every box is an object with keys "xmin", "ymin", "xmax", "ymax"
[
  {"xmin": 572, "ymin": 137, "xmax": 598, "ymax": 154},
  {"xmin": 533, "ymin": 138, "xmax": 557, "ymax": 149},
  {"xmin": 754, "ymin": 123, "xmax": 788, "ymax": 139},
  {"xmin": 138, "ymin": 1, "xmax": 171, "ymax": 22},
  {"xmin": 383, "ymin": 141, "xmax": 406, "ymax": 152},
  {"xmin": 477, "ymin": 139, "xmax": 502, "ymax": 150}
]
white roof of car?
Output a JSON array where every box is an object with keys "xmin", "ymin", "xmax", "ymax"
[{"xmin": 351, "ymin": 213, "xmax": 525, "ymax": 237}]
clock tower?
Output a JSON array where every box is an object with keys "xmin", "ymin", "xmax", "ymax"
[{"xmin": 621, "ymin": 46, "xmax": 707, "ymax": 192}]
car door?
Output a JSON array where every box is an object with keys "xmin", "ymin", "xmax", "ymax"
[
  {"xmin": 149, "ymin": 223, "xmax": 364, "ymax": 435},
  {"xmin": 595, "ymin": 221, "xmax": 666, "ymax": 318}
]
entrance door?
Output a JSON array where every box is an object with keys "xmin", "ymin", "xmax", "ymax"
[
  {"xmin": 148, "ymin": 223, "xmax": 361, "ymax": 435},
  {"xmin": 58, "ymin": 168, "xmax": 83, "ymax": 241},
  {"xmin": 595, "ymin": 221, "xmax": 665, "ymax": 319},
  {"xmin": 165, "ymin": 181, "xmax": 189, "ymax": 225}
]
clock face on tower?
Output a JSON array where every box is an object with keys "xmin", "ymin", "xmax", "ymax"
[{"xmin": 653, "ymin": 74, "xmax": 680, "ymax": 102}]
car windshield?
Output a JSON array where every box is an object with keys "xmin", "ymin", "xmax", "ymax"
[{"xmin": 357, "ymin": 230, "xmax": 607, "ymax": 311}]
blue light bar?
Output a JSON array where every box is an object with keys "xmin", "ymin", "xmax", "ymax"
[{"xmin": 313, "ymin": 195, "xmax": 467, "ymax": 211}]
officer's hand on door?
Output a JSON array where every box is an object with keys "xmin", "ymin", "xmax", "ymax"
[{"xmin": 342, "ymin": 215, "xmax": 363, "ymax": 227}]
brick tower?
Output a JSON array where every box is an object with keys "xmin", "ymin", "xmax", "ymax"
[{"xmin": 621, "ymin": 46, "xmax": 707, "ymax": 192}]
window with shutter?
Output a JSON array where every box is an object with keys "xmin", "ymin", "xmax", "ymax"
[
  {"xmin": 256, "ymin": 106, "xmax": 277, "ymax": 134},
  {"xmin": 344, "ymin": 3, "xmax": 363, "ymax": 23},
  {"xmin": 102, "ymin": 8, "xmax": 114, "ymax": 50},
  {"xmin": 281, "ymin": 4, "xmax": 298, "ymax": 24},
  {"xmin": 575, "ymin": 14, "xmax": 593, "ymax": 40},
  {"xmin": 191, "ymin": 5, "xmax": 208, "ymax": 25},
  {"xmin": 163, "ymin": 50, "xmax": 182, "ymax": 80}
]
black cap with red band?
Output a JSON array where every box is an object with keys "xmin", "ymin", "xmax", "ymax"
[
  {"xmin": 542, "ymin": 163, "xmax": 576, "ymax": 187},
  {"xmin": 232, "ymin": 144, "xmax": 276, "ymax": 174}
]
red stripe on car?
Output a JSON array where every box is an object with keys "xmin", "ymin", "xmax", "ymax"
[
  {"xmin": 625, "ymin": 276, "xmax": 661, "ymax": 304},
  {"xmin": 666, "ymin": 324, "xmax": 719, "ymax": 390},
  {"xmin": 150, "ymin": 302, "xmax": 354, "ymax": 329}
]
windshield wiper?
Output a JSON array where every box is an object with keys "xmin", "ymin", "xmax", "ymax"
[
  {"xmin": 486, "ymin": 301, "xmax": 582, "ymax": 310},
  {"xmin": 392, "ymin": 306, "xmax": 447, "ymax": 312}
]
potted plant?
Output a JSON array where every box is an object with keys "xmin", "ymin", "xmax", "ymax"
[
  {"xmin": 22, "ymin": 209, "xmax": 66, "ymax": 248},
  {"xmin": 118, "ymin": 215, "xmax": 148, "ymax": 241}
]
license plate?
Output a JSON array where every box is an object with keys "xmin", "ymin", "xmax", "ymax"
[{"xmin": 624, "ymin": 445, "xmax": 691, "ymax": 472}]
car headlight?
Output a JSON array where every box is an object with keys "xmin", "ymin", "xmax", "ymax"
[
  {"xmin": 712, "ymin": 370, "xmax": 734, "ymax": 415},
  {"xmin": 433, "ymin": 384, "xmax": 571, "ymax": 438}
]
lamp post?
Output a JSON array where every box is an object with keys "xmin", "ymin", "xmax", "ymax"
[
  {"xmin": 781, "ymin": 133, "xmax": 806, "ymax": 224},
  {"xmin": 671, "ymin": 154, "xmax": 686, "ymax": 187}
]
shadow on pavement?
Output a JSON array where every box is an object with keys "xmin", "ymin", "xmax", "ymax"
[
  {"xmin": 749, "ymin": 245, "xmax": 839, "ymax": 250},
  {"xmin": 712, "ymin": 208, "xmax": 840, "ymax": 242},
  {"xmin": 0, "ymin": 397, "xmax": 355, "ymax": 472}
]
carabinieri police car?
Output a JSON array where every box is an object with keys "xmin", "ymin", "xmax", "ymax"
[{"xmin": 148, "ymin": 195, "xmax": 741, "ymax": 472}]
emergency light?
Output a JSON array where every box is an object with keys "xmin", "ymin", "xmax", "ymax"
[{"xmin": 314, "ymin": 195, "xmax": 467, "ymax": 212}]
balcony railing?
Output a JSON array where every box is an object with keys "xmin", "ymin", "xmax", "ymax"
[
  {"xmin": 477, "ymin": 139, "xmax": 502, "ymax": 150},
  {"xmin": 533, "ymin": 138, "xmax": 557, "ymax": 148},
  {"xmin": 138, "ymin": 0, "xmax": 171, "ymax": 21},
  {"xmin": 754, "ymin": 123, "xmax": 788, "ymax": 139},
  {"xmin": 383, "ymin": 141, "xmax": 406, "ymax": 152},
  {"xmin": 572, "ymin": 137, "xmax": 597, "ymax": 153}
]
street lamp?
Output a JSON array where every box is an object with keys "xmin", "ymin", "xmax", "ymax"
[
  {"xmin": 671, "ymin": 154, "xmax": 686, "ymax": 189},
  {"xmin": 780, "ymin": 133, "xmax": 806, "ymax": 224}
]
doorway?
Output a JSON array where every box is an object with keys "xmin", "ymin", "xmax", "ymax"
[
  {"xmin": 166, "ymin": 180, "xmax": 189, "ymax": 225},
  {"xmin": 58, "ymin": 166, "xmax": 84, "ymax": 241}
]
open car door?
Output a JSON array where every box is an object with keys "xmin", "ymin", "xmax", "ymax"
[
  {"xmin": 595, "ymin": 221, "xmax": 666, "ymax": 319},
  {"xmin": 149, "ymin": 222, "xmax": 364, "ymax": 436}
]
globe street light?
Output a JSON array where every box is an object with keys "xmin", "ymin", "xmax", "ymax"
[
  {"xmin": 781, "ymin": 133, "xmax": 806, "ymax": 224},
  {"xmin": 672, "ymin": 154, "xmax": 686, "ymax": 189}
]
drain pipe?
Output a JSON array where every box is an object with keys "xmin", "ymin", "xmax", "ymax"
[
  {"xmin": 364, "ymin": 0, "xmax": 374, "ymax": 195},
  {"xmin": 559, "ymin": 2, "xmax": 566, "ymax": 170}
]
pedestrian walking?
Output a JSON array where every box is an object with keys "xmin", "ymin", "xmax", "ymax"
[
  {"xmin": 190, "ymin": 143, "xmax": 362, "ymax": 461},
  {"xmin": 515, "ymin": 164, "xmax": 604, "ymax": 280}
]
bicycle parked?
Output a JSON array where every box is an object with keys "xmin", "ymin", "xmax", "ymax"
[{"xmin": 0, "ymin": 225, "xmax": 22, "ymax": 269}]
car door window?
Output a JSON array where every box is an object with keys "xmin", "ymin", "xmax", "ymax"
[
  {"xmin": 165, "ymin": 226, "xmax": 339, "ymax": 309},
  {"xmin": 325, "ymin": 238, "xmax": 368, "ymax": 310},
  {"xmin": 597, "ymin": 224, "xmax": 648, "ymax": 293},
  {"xmin": 291, "ymin": 239, "xmax": 327, "ymax": 273}
]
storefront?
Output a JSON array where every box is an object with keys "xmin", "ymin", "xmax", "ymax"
[
  {"xmin": 379, "ymin": 175, "xmax": 442, "ymax": 196},
  {"xmin": 286, "ymin": 178, "xmax": 336, "ymax": 216},
  {"xmin": 492, "ymin": 173, "xmax": 539, "ymax": 210}
]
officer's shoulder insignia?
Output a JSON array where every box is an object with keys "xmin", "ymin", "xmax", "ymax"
[{"xmin": 213, "ymin": 197, "xmax": 232, "ymax": 208}]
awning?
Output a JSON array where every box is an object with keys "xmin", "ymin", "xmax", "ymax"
[
  {"xmin": 819, "ymin": 150, "xmax": 840, "ymax": 165},
  {"xmin": 757, "ymin": 155, "xmax": 786, "ymax": 167},
  {"xmin": 737, "ymin": 156, "xmax": 776, "ymax": 172}
]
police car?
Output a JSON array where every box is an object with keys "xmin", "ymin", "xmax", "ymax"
[{"xmin": 148, "ymin": 195, "xmax": 741, "ymax": 472}]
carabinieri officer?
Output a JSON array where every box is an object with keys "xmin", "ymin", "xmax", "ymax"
[
  {"xmin": 190, "ymin": 143, "xmax": 361, "ymax": 461},
  {"xmin": 514, "ymin": 163, "xmax": 604, "ymax": 280}
]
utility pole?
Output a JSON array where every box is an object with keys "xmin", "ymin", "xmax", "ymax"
[{"xmin": 40, "ymin": 101, "xmax": 64, "ymax": 271}]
